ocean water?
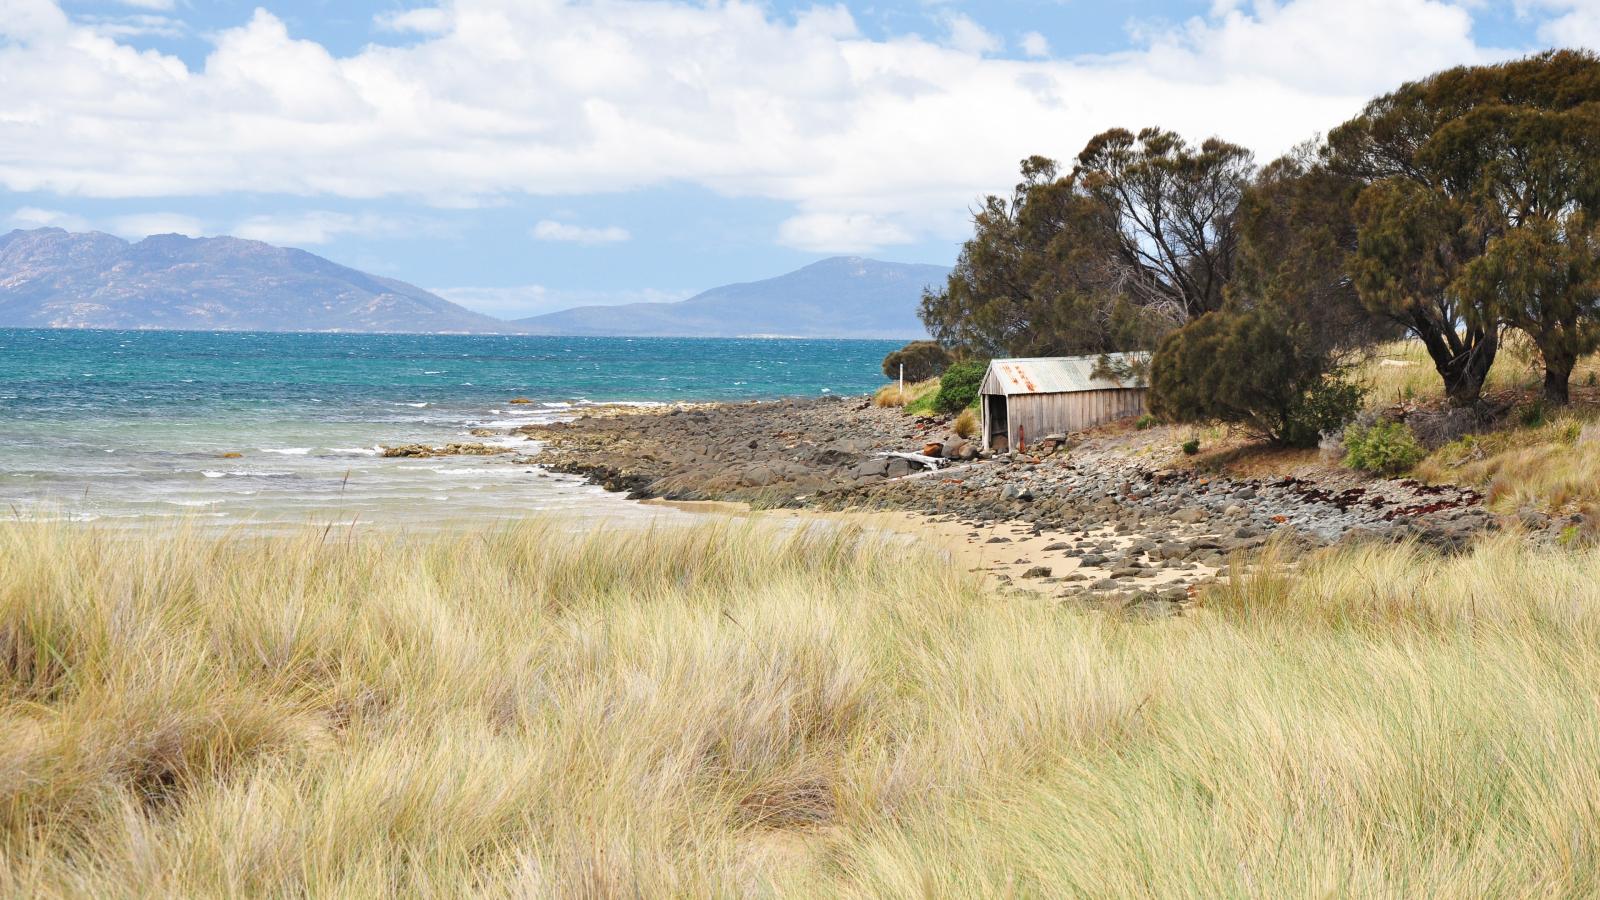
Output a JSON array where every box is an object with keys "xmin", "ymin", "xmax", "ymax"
[{"xmin": 0, "ymin": 329, "xmax": 898, "ymax": 529}]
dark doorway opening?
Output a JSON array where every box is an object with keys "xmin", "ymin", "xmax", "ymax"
[{"xmin": 984, "ymin": 395, "xmax": 1008, "ymax": 451}]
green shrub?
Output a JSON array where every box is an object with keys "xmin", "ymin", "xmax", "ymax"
[
  {"xmin": 882, "ymin": 341, "xmax": 952, "ymax": 382},
  {"xmin": 1149, "ymin": 306, "xmax": 1362, "ymax": 448},
  {"xmin": 1135, "ymin": 414, "xmax": 1156, "ymax": 430},
  {"xmin": 933, "ymin": 360, "xmax": 987, "ymax": 415},
  {"xmin": 1283, "ymin": 378, "xmax": 1365, "ymax": 448},
  {"xmin": 1181, "ymin": 438, "xmax": 1201, "ymax": 455},
  {"xmin": 1342, "ymin": 421, "xmax": 1426, "ymax": 477}
]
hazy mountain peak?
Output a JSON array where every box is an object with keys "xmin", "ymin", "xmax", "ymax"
[
  {"xmin": 516, "ymin": 256, "xmax": 951, "ymax": 340},
  {"xmin": 0, "ymin": 227, "xmax": 508, "ymax": 334}
]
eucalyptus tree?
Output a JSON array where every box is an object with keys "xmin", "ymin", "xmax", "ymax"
[
  {"xmin": 1330, "ymin": 49, "xmax": 1600, "ymax": 406},
  {"xmin": 920, "ymin": 129, "xmax": 1254, "ymax": 357}
]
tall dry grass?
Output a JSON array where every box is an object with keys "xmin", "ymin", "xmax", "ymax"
[
  {"xmin": 870, "ymin": 378, "xmax": 938, "ymax": 408},
  {"xmin": 4, "ymin": 521, "xmax": 1600, "ymax": 896},
  {"xmin": 1356, "ymin": 337, "xmax": 1600, "ymax": 408},
  {"xmin": 1416, "ymin": 413, "xmax": 1600, "ymax": 512}
]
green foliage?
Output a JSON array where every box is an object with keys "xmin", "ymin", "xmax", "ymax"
[
  {"xmin": 1231, "ymin": 146, "xmax": 1396, "ymax": 355},
  {"xmin": 1331, "ymin": 49, "xmax": 1600, "ymax": 406},
  {"xmin": 1520, "ymin": 402, "xmax": 1548, "ymax": 429},
  {"xmin": 1149, "ymin": 306, "xmax": 1361, "ymax": 448},
  {"xmin": 933, "ymin": 360, "xmax": 987, "ymax": 416},
  {"xmin": 1287, "ymin": 379, "xmax": 1366, "ymax": 449},
  {"xmin": 1342, "ymin": 421, "xmax": 1426, "ymax": 477},
  {"xmin": 1135, "ymin": 414, "xmax": 1156, "ymax": 431},
  {"xmin": 881, "ymin": 341, "xmax": 952, "ymax": 382},
  {"xmin": 904, "ymin": 390, "xmax": 938, "ymax": 416},
  {"xmin": 1456, "ymin": 211, "xmax": 1600, "ymax": 405},
  {"xmin": 920, "ymin": 129, "xmax": 1253, "ymax": 358},
  {"xmin": 1181, "ymin": 439, "xmax": 1201, "ymax": 456}
]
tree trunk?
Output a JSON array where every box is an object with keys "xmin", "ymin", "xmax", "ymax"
[
  {"xmin": 1408, "ymin": 315, "xmax": 1499, "ymax": 408},
  {"xmin": 1437, "ymin": 329, "xmax": 1499, "ymax": 408},
  {"xmin": 1544, "ymin": 357, "xmax": 1574, "ymax": 406}
]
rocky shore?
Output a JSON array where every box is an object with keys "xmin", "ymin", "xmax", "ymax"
[{"xmin": 513, "ymin": 395, "xmax": 1496, "ymax": 612}]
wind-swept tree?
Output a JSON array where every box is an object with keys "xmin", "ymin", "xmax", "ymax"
[
  {"xmin": 1456, "ymin": 213, "xmax": 1600, "ymax": 405},
  {"xmin": 920, "ymin": 130, "xmax": 1254, "ymax": 357},
  {"xmin": 1074, "ymin": 127, "xmax": 1253, "ymax": 324},
  {"xmin": 1428, "ymin": 92, "xmax": 1600, "ymax": 404},
  {"xmin": 1329, "ymin": 49, "xmax": 1600, "ymax": 406},
  {"xmin": 1230, "ymin": 145, "xmax": 1396, "ymax": 357}
]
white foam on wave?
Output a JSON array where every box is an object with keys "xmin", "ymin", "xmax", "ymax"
[
  {"xmin": 165, "ymin": 498, "xmax": 224, "ymax": 507},
  {"xmin": 261, "ymin": 448, "xmax": 312, "ymax": 455},
  {"xmin": 330, "ymin": 447, "xmax": 381, "ymax": 456},
  {"xmin": 478, "ymin": 417, "xmax": 562, "ymax": 430}
]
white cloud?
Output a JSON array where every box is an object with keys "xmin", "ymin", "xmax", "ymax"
[
  {"xmin": 1517, "ymin": 0, "xmax": 1600, "ymax": 45},
  {"xmin": 114, "ymin": 0, "xmax": 174, "ymax": 9},
  {"xmin": 531, "ymin": 220, "xmax": 631, "ymax": 245},
  {"xmin": 1020, "ymin": 31, "xmax": 1051, "ymax": 58},
  {"xmin": 105, "ymin": 213, "xmax": 204, "ymax": 238},
  {"xmin": 78, "ymin": 13, "xmax": 187, "ymax": 39},
  {"xmin": 6, "ymin": 206, "xmax": 89, "ymax": 231},
  {"xmin": 233, "ymin": 211, "xmax": 430, "ymax": 246},
  {"xmin": 0, "ymin": 0, "xmax": 1536, "ymax": 252},
  {"xmin": 778, "ymin": 212, "xmax": 914, "ymax": 253},
  {"xmin": 1132, "ymin": 0, "xmax": 1489, "ymax": 96},
  {"xmin": 945, "ymin": 13, "xmax": 1002, "ymax": 55},
  {"xmin": 436, "ymin": 284, "xmax": 693, "ymax": 318}
]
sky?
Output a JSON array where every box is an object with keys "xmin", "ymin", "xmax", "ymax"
[{"xmin": 0, "ymin": 0, "xmax": 1595, "ymax": 319}]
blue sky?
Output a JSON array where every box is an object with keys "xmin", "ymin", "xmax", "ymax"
[{"xmin": 0, "ymin": 0, "xmax": 1588, "ymax": 318}]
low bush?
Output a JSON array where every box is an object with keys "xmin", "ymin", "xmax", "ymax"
[
  {"xmin": 933, "ymin": 360, "xmax": 987, "ymax": 415},
  {"xmin": 1149, "ymin": 306, "xmax": 1361, "ymax": 447},
  {"xmin": 882, "ymin": 341, "xmax": 952, "ymax": 382},
  {"xmin": 1135, "ymin": 414, "xmax": 1156, "ymax": 430},
  {"xmin": 1181, "ymin": 438, "xmax": 1201, "ymax": 455},
  {"xmin": 1342, "ymin": 420, "xmax": 1426, "ymax": 477}
]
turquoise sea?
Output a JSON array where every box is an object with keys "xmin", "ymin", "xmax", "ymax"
[{"xmin": 0, "ymin": 329, "xmax": 898, "ymax": 528}]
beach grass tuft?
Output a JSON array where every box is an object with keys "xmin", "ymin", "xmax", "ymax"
[
  {"xmin": 871, "ymin": 378, "xmax": 938, "ymax": 409},
  {"xmin": 4, "ymin": 521, "xmax": 1600, "ymax": 895}
]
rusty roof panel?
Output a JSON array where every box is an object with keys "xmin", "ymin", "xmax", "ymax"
[{"xmin": 978, "ymin": 353, "xmax": 1148, "ymax": 396}]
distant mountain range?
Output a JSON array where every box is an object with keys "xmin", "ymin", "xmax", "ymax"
[
  {"xmin": 0, "ymin": 228, "xmax": 506, "ymax": 333},
  {"xmin": 514, "ymin": 257, "xmax": 951, "ymax": 339},
  {"xmin": 0, "ymin": 227, "xmax": 949, "ymax": 339}
]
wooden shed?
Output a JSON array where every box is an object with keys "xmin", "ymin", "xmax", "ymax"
[{"xmin": 979, "ymin": 354, "xmax": 1148, "ymax": 452}]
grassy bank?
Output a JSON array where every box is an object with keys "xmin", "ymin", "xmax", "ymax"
[{"xmin": 4, "ymin": 521, "xmax": 1600, "ymax": 895}]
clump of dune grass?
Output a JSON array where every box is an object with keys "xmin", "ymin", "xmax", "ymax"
[
  {"xmin": 870, "ymin": 378, "xmax": 938, "ymax": 408},
  {"xmin": 5, "ymin": 521, "xmax": 1600, "ymax": 895},
  {"xmin": 1415, "ymin": 409, "xmax": 1600, "ymax": 512},
  {"xmin": 952, "ymin": 407, "xmax": 978, "ymax": 439}
]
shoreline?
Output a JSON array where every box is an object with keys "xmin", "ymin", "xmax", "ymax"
[
  {"xmin": 517, "ymin": 393, "xmax": 1497, "ymax": 611},
  {"xmin": 643, "ymin": 496, "xmax": 1221, "ymax": 605}
]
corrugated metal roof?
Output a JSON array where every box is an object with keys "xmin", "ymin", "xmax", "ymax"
[{"xmin": 979, "ymin": 353, "xmax": 1148, "ymax": 396}]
